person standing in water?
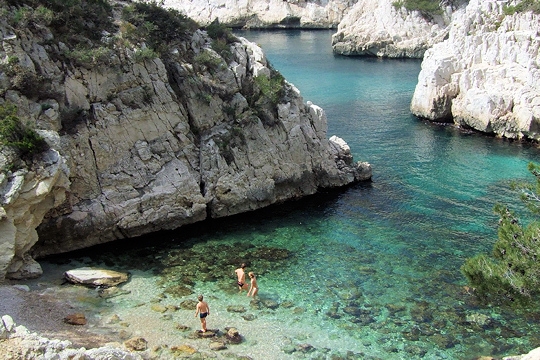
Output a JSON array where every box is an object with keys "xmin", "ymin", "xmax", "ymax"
[
  {"xmin": 235, "ymin": 263, "xmax": 248, "ymax": 292},
  {"xmin": 194, "ymin": 294, "xmax": 210, "ymax": 332},
  {"xmin": 247, "ymin": 272, "xmax": 258, "ymax": 297}
]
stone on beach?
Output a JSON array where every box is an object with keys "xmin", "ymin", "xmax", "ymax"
[{"xmin": 64, "ymin": 267, "xmax": 129, "ymax": 287}]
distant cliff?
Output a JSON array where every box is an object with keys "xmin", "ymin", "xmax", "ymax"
[
  {"xmin": 160, "ymin": 0, "xmax": 358, "ymax": 28},
  {"xmin": 331, "ymin": 0, "xmax": 460, "ymax": 58},
  {"xmin": 410, "ymin": 0, "xmax": 540, "ymax": 140},
  {"xmin": 0, "ymin": 1, "xmax": 371, "ymax": 280}
]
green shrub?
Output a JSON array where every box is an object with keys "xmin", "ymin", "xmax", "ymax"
[
  {"xmin": 462, "ymin": 162, "xmax": 540, "ymax": 304},
  {"xmin": 0, "ymin": 103, "xmax": 48, "ymax": 158},
  {"xmin": 503, "ymin": 0, "xmax": 540, "ymax": 15},
  {"xmin": 206, "ymin": 19, "xmax": 236, "ymax": 43},
  {"xmin": 133, "ymin": 47, "xmax": 158, "ymax": 62},
  {"xmin": 64, "ymin": 46, "xmax": 113, "ymax": 67},
  {"xmin": 194, "ymin": 50, "xmax": 224, "ymax": 71},
  {"xmin": 254, "ymin": 72, "xmax": 285, "ymax": 106},
  {"xmin": 393, "ymin": 0, "xmax": 443, "ymax": 17},
  {"xmin": 123, "ymin": 1, "xmax": 198, "ymax": 55}
]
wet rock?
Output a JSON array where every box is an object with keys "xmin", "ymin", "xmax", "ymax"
[
  {"xmin": 297, "ymin": 343, "xmax": 315, "ymax": 353},
  {"xmin": 410, "ymin": 301, "xmax": 433, "ymax": 323},
  {"xmin": 118, "ymin": 329, "xmax": 132, "ymax": 340},
  {"xmin": 225, "ymin": 327, "xmax": 242, "ymax": 344},
  {"xmin": 293, "ymin": 307, "xmax": 305, "ymax": 314},
  {"xmin": 281, "ymin": 300, "xmax": 294, "ymax": 308},
  {"xmin": 64, "ymin": 313, "xmax": 86, "ymax": 325},
  {"xmin": 107, "ymin": 314, "xmax": 121, "ymax": 324},
  {"xmin": 465, "ymin": 313, "xmax": 491, "ymax": 327},
  {"xmin": 431, "ymin": 334, "xmax": 456, "ymax": 349},
  {"xmin": 386, "ymin": 304, "xmax": 406, "ymax": 314},
  {"xmin": 343, "ymin": 306, "xmax": 362, "ymax": 317},
  {"xmin": 250, "ymin": 247, "xmax": 291, "ymax": 261},
  {"xmin": 98, "ymin": 286, "xmax": 131, "ymax": 299},
  {"xmin": 150, "ymin": 304, "xmax": 167, "ymax": 313},
  {"xmin": 124, "ymin": 337, "xmax": 148, "ymax": 351},
  {"xmin": 283, "ymin": 344, "xmax": 296, "ymax": 354},
  {"xmin": 64, "ymin": 268, "xmax": 129, "ymax": 287},
  {"xmin": 261, "ymin": 299, "xmax": 279, "ymax": 310},
  {"xmin": 179, "ymin": 299, "xmax": 197, "ymax": 310},
  {"xmin": 404, "ymin": 344, "xmax": 427, "ymax": 357},
  {"xmin": 242, "ymin": 314, "xmax": 256, "ymax": 321},
  {"xmin": 227, "ymin": 305, "xmax": 246, "ymax": 313},
  {"xmin": 170, "ymin": 344, "xmax": 197, "ymax": 356},
  {"xmin": 175, "ymin": 324, "xmax": 191, "ymax": 331},
  {"xmin": 163, "ymin": 285, "xmax": 193, "ymax": 298},
  {"xmin": 209, "ymin": 341, "xmax": 227, "ymax": 350}
]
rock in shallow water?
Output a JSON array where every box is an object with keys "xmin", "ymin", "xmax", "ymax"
[{"xmin": 64, "ymin": 267, "xmax": 129, "ymax": 287}]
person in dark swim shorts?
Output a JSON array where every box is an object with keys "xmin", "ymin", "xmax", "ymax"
[
  {"xmin": 235, "ymin": 263, "xmax": 248, "ymax": 292},
  {"xmin": 194, "ymin": 294, "xmax": 210, "ymax": 332}
]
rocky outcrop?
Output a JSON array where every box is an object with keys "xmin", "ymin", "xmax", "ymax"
[
  {"xmin": 0, "ymin": 147, "xmax": 70, "ymax": 280},
  {"xmin": 0, "ymin": 3, "xmax": 371, "ymax": 279},
  {"xmin": 160, "ymin": 0, "xmax": 357, "ymax": 28},
  {"xmin": 331, "ymin": 0, "xmax": 460, "ymax": 58},
  {"xmin": 411, "ymin": 0, "xmax": 540, "ymax": 140}
]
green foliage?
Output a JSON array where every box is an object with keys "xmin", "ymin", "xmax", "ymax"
[
  {"xmin": 64, "ymin": 46, "xmax": 113, "ymax": 68},
  {"xmin": 254, "ymin": 72, "xmax": 285, "ymax": 106},
  {"xmin": 0, "ymin": 103, "xmax": 48, "ymax": 158},
  {"xmin": 133, "ymin": 47, "xmax": 158, "ymax": 63},
  {"xmin": 503, "ymin": 0, "xmax": 540, "ymax": 15},
  {"xmin": 392, "ymin": 0, "xmax": 443, "ymax": 17},
  {"xmin": 194, "ymin": 50, "xmax": 225, "ymax": 71},
  {"xmin": 206, "ymin": 19, "xmax": 236, "ymax": 43},
  {"xmin": 462, "ymin": 163, "xmax": 540, "ymax": 303},
  {"xmin": 122, "ymin": 1, "xmax": 198, "ymax": 55}
]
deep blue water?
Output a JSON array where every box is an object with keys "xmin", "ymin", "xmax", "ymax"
[{"xmin": 36, "ymin": 30, "xmax": 540, "ymax": 359}]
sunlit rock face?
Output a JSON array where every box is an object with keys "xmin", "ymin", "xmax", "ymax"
[
  {"xmin": 331, "ymin": 0, "xmax": 460, "ymax": 58},
  {"xmin": 159, "ymin": 0, "xmax": 358, "ymax": 28},
  {"xmin": 411, "ymin": 0, "xmax": 540, "ymax": 140},
  {"xmin": 0, "ymin": 9, "xmax": 370, "ymax": 280}
]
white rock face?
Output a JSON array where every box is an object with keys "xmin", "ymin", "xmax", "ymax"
[
  {"xmin": 0, "ymin": 8, "xmax": 371, "ymax": 279},
  {"xmin": 0, "ymin": 148, "xmax": 70, "ymax": 280},
  {"xmin": 331, "ymin": 0, "xmax": 457, "ymax": 58},
  {"xmin": 160, "ymin": 0, "xmax": 357, "ymax": 28},
  {"xmin": 411, "ymin": 0, "xmax": 540, "ymax": 139}
]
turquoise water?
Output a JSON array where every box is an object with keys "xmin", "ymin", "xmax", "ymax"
[{"xmin": 34, "ymin": 30, "xmax": 540, "ymax": 359}]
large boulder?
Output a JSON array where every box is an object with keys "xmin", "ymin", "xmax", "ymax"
[
  {"xmin": 64, "ymin": 268, "xmax": 129, "ymax": 287},
  {"xmin": 411, "ymin": 0, "xmax": 540, "ymax": 140}
]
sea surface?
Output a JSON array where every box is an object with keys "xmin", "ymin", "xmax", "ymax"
[{"xmin": 26, "ymin": 30, "xmax": 540, "ymax": 359}]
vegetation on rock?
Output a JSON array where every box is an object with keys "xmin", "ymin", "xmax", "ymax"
[
  {"xmin": 392, "ymin": 0, "xmax": 444, "ymax": 17},
  {"xmin": 503, "ymin": 0, "xmax": 540, "ymax": 15},
  {"xmin": 0, "ymin": 103, "xmax": 48, "ymax": 159},
  {"xmin": 462, "ymin": 162, "xmax": 540, "ymax": 304}
]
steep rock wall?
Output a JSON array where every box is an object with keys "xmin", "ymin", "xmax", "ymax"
[
  {"xmin": 410, "ymin": 0, "xmax": 540, "ymax": 139},
  {"xmin": 331, "ymin": 0, "xmax": 459, "ymax": 58},
  {"xmin": 0, "ymin": 4, "xmax": 371, "ymax": 280},
  {"xmin": 160, "ymin": 0, "xmax": 357, "ymax": 28}
]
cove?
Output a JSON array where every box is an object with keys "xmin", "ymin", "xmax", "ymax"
[{"xmin": 31, "ymin": 30, "xmax": 540, "ymax": 359}]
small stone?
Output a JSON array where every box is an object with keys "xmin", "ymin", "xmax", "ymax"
[
  {"xmin": 64, "ymin": 313, "xmax": 87, "ymax": 325},
  {"xmin": 124, "ymin": 337, "xmax": 148, "ymax": 351}
]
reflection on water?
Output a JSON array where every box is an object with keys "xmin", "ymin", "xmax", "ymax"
[{"xmin": 30, "ymin": 30, "xmax": 540, "ymax": 359}]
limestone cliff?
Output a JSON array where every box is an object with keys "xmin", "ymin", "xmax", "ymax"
[
  {"xmin": 411, "ymin": 0, "xmax": 540, "ymax": 139},
  {"xmin": 0, "ymin": 1, "xmax": 371, "ymax": 280},
  {"xmin": 160, "ymin": 0, "xmax": 357, "ymax": 28},
  {"xmin": 331, "ymin": 0, "xmax": 460, "ymax": 58}
]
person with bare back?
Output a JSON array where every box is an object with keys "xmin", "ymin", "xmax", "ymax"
[
  {"xmin": 194, "ymin": 294, "xmax": 210, "ymax": 332},
  {"xmin": 247, "ymin": 272, "xmax": 258, "ymax": 297},
  {"xmin": 235, "ymin": 263, "xmax": 248, "ymax": 292}
]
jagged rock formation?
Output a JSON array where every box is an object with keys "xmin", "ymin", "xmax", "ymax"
[
  {"xmin": 411, "ymin": 0, "xmax": 540, "ymax": 140},
  {"xmin": 0, "ymin": 2, "xmax": 371, "ymax": 280},
  {"xmin": 160, "ymin": 0, "xmax": 357, "ymax": 28},
  {"xmin": 331, "ymin": 0, "xmax": 459, "ymax": 58}
]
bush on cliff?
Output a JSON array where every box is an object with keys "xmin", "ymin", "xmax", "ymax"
[
  {"xmin": 503, "ymin": 0, "xmax": 540, "ymax": 15},
  {"xmin": 461, "ymin": 162, "xmax": 540, "ymax": 304},
  {"xmin": 392, "ymin": 0, "xmax": 443, "ymax": 17},
  {"xmin": 0, "ymin": 103, "xmax": 48, "ymax": 159}
]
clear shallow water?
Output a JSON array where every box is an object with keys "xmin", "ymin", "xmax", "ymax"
[{"xmin": 30, "ymin": 30, "xmax": 540, "ymax": 359}]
